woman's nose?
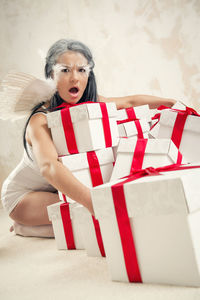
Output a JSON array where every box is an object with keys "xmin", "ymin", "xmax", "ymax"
[{"xmin": 70, "ymin": 70, "xmax": 79, "ymax": 82}]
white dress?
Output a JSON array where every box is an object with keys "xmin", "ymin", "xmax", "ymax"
[{"xmin": 1, "ymin": 112, "xmax": 57, "ymax": 215}]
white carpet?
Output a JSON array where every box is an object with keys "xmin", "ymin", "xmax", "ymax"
[{"xmin": 0, "ymin": 208, "xmax": 200, "ymax": 300}]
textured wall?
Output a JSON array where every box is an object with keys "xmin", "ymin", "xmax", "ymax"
[{"xmin": 0, "ymin": 0, "xmax": 200, "ymax": 197}]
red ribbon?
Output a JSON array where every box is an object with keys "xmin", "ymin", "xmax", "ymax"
[
  {"xmin": 99, "ymin": 103, "xmax": 112, "ymax": 148},
  {"xmin": 111, "ymin": 163, "xmax": 200, "ymax": 282},
  {"xmin": 130, "ymin": 139, "xmax": 148, "ymax": 172},
  {"xmin": 60, "ymin": 202, "xmax": 76, "ymax": 249},
  {"xmin": 87, "ymin": 151, "xmax": 106, "ymax": 257},
  {"xmin": 61, "ymin": 108, "xmax": 79, "ymax": 154},
  {"xmin": 170, "ymin": 107, "xmax": 200, "ymax": 149},
  {"xmin": 134, "ymin": 120, "xmax": 144, "ymax": 139},
  {"xmin": 117, "ymin": 107, "xmax": 137, "ymax": 124}
]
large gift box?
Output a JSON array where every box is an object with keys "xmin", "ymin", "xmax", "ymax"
[
  {"xmin": 47, "ymin": 102, "xmax": 119, "ymax": 156},
  {"xmin": 111, "ymin": 138, "xmax": 185, "ymax": 181},
  {"xmin": 149, "ymin": 105, "xmax": 200, "ymax": 163},
  {"xmin": 47, "ymin": 202, "xmax": 85, "ymax": 250},
  {"xmin": 91, "ymin": 165, "xmax": 200, "ymax": 286}
]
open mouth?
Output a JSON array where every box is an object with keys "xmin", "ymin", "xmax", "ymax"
[{"xmin": 69, "ymin": 87, "xmax": 79, "ymax": 94}]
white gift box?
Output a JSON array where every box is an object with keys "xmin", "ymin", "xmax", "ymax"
[
  {"xmin": 91, "ymin": 167, "xmax": 200, "ymax": 286},
  {"xmin": 59, "ymin": 147, "xmax": 114, "ymax": 202},
  {"xmin": 152, "ymin": 109, "xmax": 200, "ymax": 163},
  {"xmin": 117, "ymin": 105, "xmax": 151, "ymax": 123},
  {"xmin": 58, "ymin": 148, "xmax": 114, "ymax": 256},
  {"xmin": 112, "ymin": 118, "xmax": 150, "ymax": 160},
  {"xmin": 74, "ymin": 205, "xmax": 106, "ymax": 257},
  {"xmin": 47, "ymin": 202, "xmax": 85, "ymax": 250},
  {"xmin": 118, "ymin": 119, "xmax": 150, "ymax": 138},
  {"xmin": 47, "ymin": 102, "xmax": 119, "ymax": 156},
  {"xmin": 111, "ymin": 138, "xmax": 185, "ymax": 181},
  {"xmin": 172, "ymin": 101, "xmax": 187, "ymax": 110},
  {"xmin": 149, "ymin": 102, "xmax": 185, "ymax": 139}
]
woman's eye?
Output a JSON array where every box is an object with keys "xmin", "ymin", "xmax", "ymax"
[
  {"xmin": 62, "ymin": 68, "xmax": 70, "ymax": 73},
  {"xmin": 79, "ymin": 68, "xmax": 86, "ymax": 73}
]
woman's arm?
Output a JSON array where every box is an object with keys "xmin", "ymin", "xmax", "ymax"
[
  {"xmin": 98, "ymin": 94, "xmax": 176, "ymax": 109},
  {"xmin": 27, "ymin": 113, "xmax": 94, "ymax": 214}
]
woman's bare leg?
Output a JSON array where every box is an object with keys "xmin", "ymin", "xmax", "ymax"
[
  {"xmin": 9, "ymin": 191, "xmax": 60, "ymax": 225},
  {"xmin": 9, "ymin": 191, "xmax": 60, "ymax": 237}
]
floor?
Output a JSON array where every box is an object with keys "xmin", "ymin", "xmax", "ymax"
[{"xmin": 0, "ymin": 208, "xmax": 200, "ymax": 300}]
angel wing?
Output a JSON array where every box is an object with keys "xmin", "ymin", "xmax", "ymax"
[{"xmin": 0, "ymin": 71, "xmax": 56, "ymax": 120}]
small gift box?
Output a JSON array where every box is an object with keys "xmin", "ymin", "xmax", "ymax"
[
  {"xmin": 116, "ymin": 105, "xmax": 151, "ymax": 123},
  {"xmin": 91, "ymin": 165, "xmax": 200, "ymax": 286},
  {"xmin": 112, "ymin": 119, "xmax": 150, "ymax": 161},
  {"xmin": 58, "ymin": 147, "xmax": 114, "ymax": 202},
  {"xmin": 117, "ymin": 119, "xmax": 150, "ymax": 139},
  {"xmin": 47, "ymin": 202, "xmax": 85, "ymax": 250},
  {"xmin": 110, "ymin": 138, "xmax": 185, "ymax": 181},
  {"xmin": 149, "ymin": 105, "xmax": 200, "ymax": 163},
  {"xmin": 74, "ymin": 205, "xmax": 106, "ymax": 257},
  {"xmin": 47, "ymin": 102, "xmax": 119, "ymax": 156}
]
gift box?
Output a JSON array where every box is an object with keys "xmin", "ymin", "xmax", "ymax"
[
  {"xmin": 117, "ymin": 119, "xmax": 150, "ymax": 139},
  {"xmin": 74, "ymin": 205, "xmax": 106, "ymax": 257},
  {"xmin": 47, "ymin": 102, "xmax": 119, "ymax": 156},
  {"xmin": 111, "ymin": 138, "xmax": 185, "ymax": 181},
  {"xmin": 112, "ymin": 118, "xmax": 150, "ymax": 160},
  {"xmin": 116, "ymin": 105, "xmax": 151, "ymax": 123},
  {"xmin": 58, "ymin": 148, "xmax": 114, "ymax": 256},
  {"xmin": 150, "ymin": 106, "xmax": 200, "ymax": 163},
  {"xmin": 149, "ymin": 103, "xmax": 186, "ymax": 139},
  {"xmin": 91, "ymin": 165, "xmax": 200, "ymax": 286},
  {"xmin": 47, "ymin": 202, "xmax": 85, "ymax": 250},
  {"xmin": 59, "ymin": 147, "xmax": 114, "ymax": 202}
]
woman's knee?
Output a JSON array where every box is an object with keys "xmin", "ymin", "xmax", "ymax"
[
  {"xmin": 9, "ymin": 196, "xmax": 31, "ymax": 224},
  {"xmin": 9, "ymin": 191, "xmax": 59, "ymax": 225}
]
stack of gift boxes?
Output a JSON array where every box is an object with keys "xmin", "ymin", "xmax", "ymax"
[
  {"xmin": 47, "ymin": 102, "xmax": 118, "ymax": 256},
  {"xmin": 47, "ymin": 100, "xmax": 200, "ymax": 287}
]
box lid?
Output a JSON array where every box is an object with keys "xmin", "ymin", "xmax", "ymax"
[
  {"xmin": 47, "ymin": 102, "xmax": 117, "ymax": 128},
  {"xmin": 117, "ymin": 138, "xmax": 179, "ymax": 157},
  {"xmin": 91, "ymin": 167, "xmax": 200, "ymax": 219},
  {"xmin": 60, "ymin": 147, "xmax": 114, "ymax": 171},
  {"xmin": 159, "ymin": 109, "xmax": 200, "ymax": 133},
  {"xmin": 172, "ymin": 101, "xmax": 187, "ymax": 110},
  {"xmin": 116, "ymin": 105, "xmax": 151, "ymax": 122}
]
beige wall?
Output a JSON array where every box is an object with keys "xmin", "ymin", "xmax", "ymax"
[{"xmin": 0, "ymin": 0, "xmax": 200, "ymax": 198}]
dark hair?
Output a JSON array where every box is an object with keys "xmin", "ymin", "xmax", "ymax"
[{"xmin": 23, "ymin": 39, "xmax": 98, "ymax": 159}]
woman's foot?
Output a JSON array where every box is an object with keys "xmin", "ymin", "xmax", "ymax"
[{"xmin": 10, "ymin": 222, "xmax": 55, "ymax": 238}]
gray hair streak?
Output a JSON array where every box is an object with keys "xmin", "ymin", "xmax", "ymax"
[{"xmin": 45, "ymin": 39, "xmax": 95, "ymax": 79}]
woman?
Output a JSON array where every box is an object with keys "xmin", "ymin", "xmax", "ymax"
[{"xmin": 1, "ymin": 39, "xmax": 176, "ymax": 237}]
